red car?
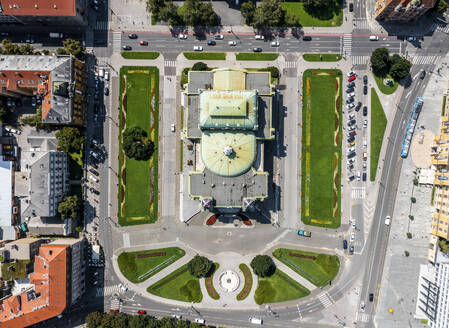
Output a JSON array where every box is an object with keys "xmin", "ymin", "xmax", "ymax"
[
  {"xmin": 137, "ymin": 310, "xmax": 147, "ymax": 315},
  {"xmin": 348, "ymin": 75, "xmax": 356, "ymax": 82},
  {"xmin": 110, "ymin": 309, "xmax": 119, "ymax": 313},
  {"xmin": 139, "ymin": 41, "xmax": 148, "ymax": 46}
]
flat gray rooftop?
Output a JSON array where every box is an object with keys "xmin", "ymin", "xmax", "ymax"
[
  {"xmin": 246, "ymin": 72, "xmax": 271, "ymax": 95},
  {"xmin": 187, "ymin": 71, "xmax": 213, "ymax": 94}
]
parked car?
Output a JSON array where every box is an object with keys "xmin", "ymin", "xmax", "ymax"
[
  {"xmin": 346, "ymin": 103, "xmax": 355, "ymax": 110},
  {"xmin": 349, "ymin": 245, "xmax": 354, "ymax": 255},
  {"xmin": 89, "ymin": 168, "xmax": 99, "ymax": 176},
  {"xmin": 347, "ymin": 119, "xmax": 356, "ymax": 126},
  {"xmin": 90, "ymin": 188, "xmax": 100, "ymax": 195},
  {"xmin": 363, "ymin": 163, "xmax": 367, "ymax": 171},
  {"xmin": 214, "ymin": 34, "xmax": 224, "ymax": 40},
  {"xmin": 139, "ymin": 40, "xmax": 148, "ymax": 46},
  {"xmin": 348, "ymin": 75, "xmax": 356, "ymax": 82},
  {"xmin": 347, "ymin": 71, "xmax": 356, "ymax": 77},
  {"xmin": 171, "ymin": 124, "xmax": 175, "ymax": 132},
  {"xmin": 363, "ymin": 152, "xmax": 367, "ymax": 161},
  {"xmin": 348, "ymin": 124, "xmax": 356, "ymax": 132},
  {"xmin": 347, "ymin": 130, "xmax": 356, "ymax": 137},
  {"xmin": 347, "ymin": 158, "xmax": 355, "ymax": 165},
  {"xmin": 348, "ymin": 151, "xmax": 356, "ymax": 158},
  {"xmin": 271, "ymin": 41, "xmax": 280, "ymax": 47},
  {"xmin": 347, "ymin": 136, "xmax": 355, "ymax": 143},
  {"xmin": 128, "ymin": 34, "xmax": 138, "ymax": 39},
  {"xmin": 357, "ymin": 171, "xmax": 361, "ymax": 181},
  {"xmin": 355, "ymin": 102, "xmax": 362, "ymax": 111},
  {"xmin": 363, "ymin": 75, "xmax": 368, "ymax": 85},
  {"xmin": 347, "ymin": 81, "xmax": 355, "ymax": 88},
  {"xmin": 349, "ymin": 3, "xmax": 353, "ymax": 11},
  {"xmin": 207, "ymin": 40, "xmax": 216, "ymax": 46},
  {"xmin": 88, "ymin": 175, "xmax": 99, "ymax": 183},
  {"xmin": 254, "ymin": 35, "xmax": 264, "ymax": 40},
  {"xmin": 346, "ymin": 98, "xmax": 355, "ymax": 104},
  {"xmin": 349, "ymin": 113, "xmax": 355, "ymax": 120},
  {"xmin": 297, "ymin": 230, "xmax": 311, "ymax": 237},
  {"xmin": 362, "ymin": 172, "xmax": 367, "ymax": 181},
  {"xmin": 253, "ymin": 47, "xmax": 262, "ymax": 52},
  {"xmin": 385, "ymin": 216, "xmax": 391, "ymax": 226},
  {"xmin": 348, "ymin": 141, "xmax": 355, "ymax": 147},
  {"xmin": 363, "ymin": 85, "xmax": 368, "ymax": 95},
  {"xmin": 346, "ymin": 87, "xmax": 354, "ymax": 93},
  {"xmin": 193, "ymin": 46, "xmax": 203, "ymax": 51},
  {"xmin": 347, "ymin": 175, "xmax": 355, "ymax": 182},
  {"xmin": 228, "ymin": 41, "xmax": 237, "ymax": 46},
  {"xmin": 104, "ymin": 87, "xmax": 109, "ymax": 96},
  {"xmin": 347, "ymin": 164, "xmax": 354, "ymax": 170},
  {"xmin": 363, "ymin": 119, "xmax": 367, "ymax": 128},
  {"xmin": 347, "ymin": 92, "xmax": 355, "ymax": 98},
  {"xmin": 363, "ymin": 106, "xmax": 368, "ymax": 116},
  {"xmin": 369, "ymin": 293, "xmax": 374, "ymax": 302},
  {"xmin": 347, "ymin": 146, "xmax": 355, "ymax": 153},
  {"xmin": 105, "ymin": 71, "xmax": 109, "ymax": 81},
  {"xmin": 350, "ymin": 232, "xmax": 355, "ymax": 242}
]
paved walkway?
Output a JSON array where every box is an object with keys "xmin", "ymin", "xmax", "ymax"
[{"xmin": 272, "ymin": 258, "xmax": 316, "ymax": 291}]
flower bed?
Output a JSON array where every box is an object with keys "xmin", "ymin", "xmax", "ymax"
[
  {"xmin": 136, "ymin": 251, "xmax": 167, "ymax": 258},
  {"xmin": 205, "ymin": 263, "xmax": 220, "ymax": 300},
  {"xmin": 237, "ymin": 263, "xmax": 253, "ymax": 301},
  {"xmin": 206, "ymin": 215, "xmax": 218, "ymax": 225},
  {"xmin": 289, "ymin": 252, "xmax": 316, "ymax": 260}
]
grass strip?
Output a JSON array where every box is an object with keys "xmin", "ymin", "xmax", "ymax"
[
  {"xmin": 236, "ymin": 53, "xmax": 279, "ymax": 61},
  {"xmin": 118, "ymin": 247, "xmax": 185, "ymax": 283},
  {"xmin": 281, "ymin": 1, "xmax": 343, "ymax": 27},
  {"xmin": 205, "ymin": 263, "xmax": 220, "ymax": 300},
  {"xmin": 183, "ymin": 52, "xmax": 226, "ymax": 60},
  {"xmin": 254, "ymin": 269, "xmax": 310, "ymax": 304},
  {"xmin": 442, "ymin": 96, "xmax": 447, "ymax": 116},
  {"xmin": 273, "ymin": 248, "xmax": 340, "ymax": 287},
  {"xmin": 373, "ymin": 73, "xmax": 398, "ymax": 95},
  {"xmin": 303, "ymin": 53, "xmax": 342, "ymax": 62},
  {"xmin": 147, "ymin": 264, "xmax": 203, "ymax": 303},
  {"xmin": 237, "ymin": 263, "xmax": 253, "ymax": 301},
  {"xmin": 180, "ymin": 139, "xmax": 184, "ymax": 172},
  {"xmin": 370, "ymin": 88, "xmax": 387, "ymax": 182},
  {"xmin": 121, "ymin": 52, "xmax": 160, "ymax": 60}
]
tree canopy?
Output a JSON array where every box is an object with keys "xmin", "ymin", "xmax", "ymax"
[
  {"xmin": 122, "ymin": 126, "xmax": 155, "ymax": 161},
  {"xmin": 389, "ymin": 57, "xmax": 411, "ymax": 81},
  {"xmin": 192, "ymin": 62, "xmax": 209, "ymax": 71},
  {"xmin": 250, "ymin": 255, "xmax": 275, "ymax": 277},
  {"xmin": 241, "ymin": 0, "xmax": 298, "ymax": 28},
  {"xmin": 435, "ymin": 0, "xmax": 449, "ymax": 13},
  {"xmin": 187, "ymin": 255, "xmax": 212, "ymax": 278},
  {"xmin": 0, "ymin": 105, "xmax": 10, "ymax": 123},
  {"xmin": 62, "ymin": 38, "xmax": 85, "ymax": 59},
  {"xmin": 370, "ymin": 47, "xmax": 390, "ymax": 76},
  {"xmin": 56, "ymin": 127, "xmax": 85, "ymax": 154},
  {"xmin": 0, "ymin": 39, "xmax": 35, "ymax": 55},
  {"xmin": 58, "ymin": 195, "xmax": 80, "ymax": 220},
  {"xmin": 370, "ymin": 48, "xmax": 411, "ymax": 81}
]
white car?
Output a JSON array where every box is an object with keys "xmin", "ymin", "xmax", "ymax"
[
  {"xmin": 369, "ymin": 35, "xmax": 379, "ymax": 41},
  {"xmin": 119, "ymin": 283, "xmax": 128, "ymax": 292},
  {"xmin": 349, "ymin": 113, "xmax": 355, "ymax": 120},
  {"xmin": 346, "ymin": 103, "xmax": 355, "ymax": 110},
  {"xmin": 347, "ymin": 92, "xmax": 355, "ymax": 98},
  {"xmin": 352, "ymin": 220, "xmax": 356, "ymax": 229},
  {"xmin": 347, "ymin": 71, "xmax": 356, "ymax": 77},
  {"xmin": 385, "ymin": 216, "xmax": 391, "ymax": 226},
  {"xmin": 363, "ymin": 140, "xmax": 367, "ymax": 148},
  {"xmin": 348, "ymin": 125, "xmax": 356, "ymax": 131},
  {"xmin": 357, "ymin": 171, "xmax": 361, "ymax": 181},
  {"xmin": 228, "ymin": 41, "xmax": 237, "ymax": 46},
  {"xmin": 89, "ymin": 175, "xmax": 99, "ymax": 183},
  {"xmin": 178, "ymin": 34, "xmax": 188, "ymax": 40},
  {"xmin": 172, "ymin": 314, "xmax": 182, "ymax": 319},
  {"xmin": 350, "ymin": 232, "xmax": 355, "ymax": 242},
  {"xmin": 407, "ymin": 36, "xmax": 416, "ymax": 41},
  {"xmin": 270, "ymin": 41, "xmax": 280, "ymax": 47},
  {"xmin": 171, "ymin": 124, "xmax": 175, "ymax": 132},
  {"xmin": 347, "ymin": 146, "xmax": 355, "ymax": 153},
  {"xmin": 193, "ymin": 46, "xmax": 203, "ymax": 51},
  {"xmin": 255, "ymin": 35, "xmax": 264, "ymax": 40},
  {"xmin": 347, "ymin": 158, "xmax": 355, "ymax": 165},
  {"xmin": 362, "ymin": 162, "xmax": 367, "ymax": 171},
  {"xmin": 194, "ymin": 318, "xmax": 205, "ymax": 324},
  {"xmin": 105, "ymin": 71, "xmax": 109, "ymax": 81},
  {"xmin": 214, "ymin": 34, "xmax": 224, "ymax": 40},
  {"xmin": 363, "ymin": 120, "xmax": 367, "ymax": 128}
]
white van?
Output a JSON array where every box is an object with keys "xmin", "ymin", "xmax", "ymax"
[
  {"xmin": 99, "ymin": 69, "xmax": 105, "ymax": 78},
  {"xmin": 369, "ymin": 35, "xmax": 379, "ymax": 41},
  {"xmin": 194, "ymin": 318, "xmax": 205, "ymax": 324},
  {"xmin": 249, "ymin": 317, "xmax": 263, "ymax": 325},
  {"xmin": 49, "ymin": 33, "xmax": 63, "ymax": 38}
]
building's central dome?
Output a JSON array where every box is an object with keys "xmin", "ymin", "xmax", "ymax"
[{"xmin": 223, "ymin": 145, "xmax": 234, "ymax": 156}]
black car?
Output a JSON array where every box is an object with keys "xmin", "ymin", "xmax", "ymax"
[
  {"xmin": 363, "ymin": 85, "xmax": 368, "ymax": 95},
  {"xmin": 420, "ymin": 70, "xmax": 426, "ymax": 79},
  {"xmin": 94, "ymin": 104, "xmax": 99, "ymax": 114},
  {"xmin": 91, "ymin": 162, "xmax": 99, "ymax": 169},
  {"xmin": 122, "ymin": 45, "xmax": 132, "ymax": 51},
  {"xmin": 104, "ymin": 87, "xmax": 109, "ymax": 96},
  {"xmin": 303, "ymin": 36, "xmax": 312, "ymax": 41},
  {"xmin": 355, "ymin": 102, "xmax": 362, "ymax": 111},
  {"xmin": 343, "ymin": 240, "xmax": 348, "ymax": 249},
  {"xmin": 89, "ymin": 168, "xmax": 99, "ymax": 176},
  {"xmin": 348, "ymin": 152, "xmax": 356, "ymax": 159},
  {"xmin": 347, "ymin": 136, "xmax": 355, "ymax": 143},
  {"xmin": 347, "ymin": 81, "xmax": 355, "ymax": 88},
  {"xmin": 369, "ymin": 293, "xmax": 374, "ymax": 302},
  {"xmin": 363, "ymin": 106, "xmax": 367, "ymax": 116},
  {"xmin": 363, "ymin": 75, "xmax": 368, "ymax": 85},
  {"xmin": 362, "ymin": 173, "xmax": 367, "ymax": 181},
  {"xmin": 207, "ymin": 40, "xmax": 216, "ymax": 46},
  {"xmin": 349, "ymin": 245, "xmax": 354, "ymax": 255},
  {"xmin": 346, "ymin": 87, "xmax": 354, "ymax": 93},
  {"xmin": 90, "ymin": 188, "xmax": 100, "ymax": 195},
  {"xmin": 128, "ymin": 34, "xmax": 138, "ymax": 39},
  {"xmin": 349, "ymin": 3, "xmax": 354, "ymax": 12},
  {"xmin": 253, "ymin": 47, "xmax": 262, "ymax": 52},
  {"xmin": 347, "ymin": 119, "xmax": 356, "ymax": 126}
]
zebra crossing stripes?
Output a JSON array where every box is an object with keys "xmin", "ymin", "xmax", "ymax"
[
  {"xmin": 430, "ymin": 22, "xmax": 449, "ymax": 34},
  {"xmin": 110, "ymin": 298, "xmax": 121, "ymax": 310},
  {"xmin": 96, "ymin": 285, "xmax": 121, "ymax": 297},
  {"xmin": 411, "ymin": 55, "xmax": 441, "ymax": 65},
  {"xmin": 112, "ymin": 32, "xmax": 122, "ymax": 53},
  {"xmin": 164, "ymin": 60, "xmax": 176, "ymax": 67},
  {"xmin": 356, "ymin": 312, "xmax": 371, "ymax": 323},
  {"xmin": 318, "ymin": 293, "xmax": 334, "ymax": 308},
  {"xmin": 353, "ymin": 19, "xmax": 370, "ymax": 31},
  {"xmin": 97, "ymin": 56, "xmax": 110, "ymax": 65},
  {"xmin": 352, "ymin": 187, "xmax": 365, "ymax": 199},
  {"xmin": 343, "ymin": 34, "xmax": 352, "ymax": 56},
  {"xmin": 95, "ymin": 20, "xmax": 108, "ymax": 30},
  {"xmin": 285, "ymin": 61, "xmax": 297, "ymax": 68},
  {"xmin": 352, "ymin": 56, "xmax": 370, "ymax": 66}
]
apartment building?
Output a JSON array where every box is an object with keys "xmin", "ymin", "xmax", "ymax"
[
  {"xmin": 0, "ymin": 0, "xmax": 88, "ymax": 26},
  {"xmin": 375, "ymin": 0, "xmax": 436, "ymax": 22},
  {"xmin": 0, "ymin": 55, "xmax": 87, "ymax": 125},
  {"xmin": 0, "ymin": 238, "xmax": 85, "ymax": 328}
]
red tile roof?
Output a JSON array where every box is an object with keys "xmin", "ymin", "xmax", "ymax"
[
  {"xmin": 0, "ymin": 244, "xmax": 68, "ymax": 328},
  {"xmin": 0, "ymin": 0, "xmax": 76, "ymax": 17}
]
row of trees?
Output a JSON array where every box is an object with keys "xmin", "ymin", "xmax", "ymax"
[
  {"xmin": 370, "ymin": 48, "xmax": 411, "ymax": 82},
  {"xmin": 87, "ymin": 312, "xmax": 208, "ymax": 328},
  {"xmin": 147, "ymin": 0, "xmax": 219, "ymax": 27},
  {"xmin": 0, "ymin": 38, "xmax": 84, "ymax": 59}
]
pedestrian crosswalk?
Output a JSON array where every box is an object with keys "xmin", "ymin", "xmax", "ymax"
[
  {"xmin": 343, "ymin": 34, "xmax": 352, "ymax": 57},
  {"xmin": 352, "ymin": 56, "xmax": 370, "ymax": 66},
  {"xmin": 97, "ymin": 56, "xmax": 110, "ymax": 66},
  {"xmin": 110, "ymin": 298, "xmax": 121, "ymax": 310},
  {"xmin": 96, "ymin": 285, "xmax": 121, "ymax": 297},
  {"xmin": 164, "ymin": 60, "xmax": 176, "ymax": 67},
  {"xmin": 285, "ymin": 61, "xmax": 297, "ymax": 68},
  {"xmin": 112, "ymin": 32, "xmax": 122, "ymax": 53},
  {"xmin": 430, "ymin": 22, "xmax": 449, "ymax": 34},
  {"xmin": 356, "ymin": 311, "xmax": 372, "ymax": 323},
  {"xmin": 410, "ymin": 55, "xmax": 441, "ymax": 65},
  {"xmin": 95, "ymin": 20, "xmax": 109, "ymax": 30},
  {"xmin": 353, "ymin": 19, "xmax": 370, "ymax": 31},
  {"xmin": 318, "ymin": 293, "xmax": 334, "ymax": 308},
  {"xmin": 352, "ymin": 187, "xmax": 366, "ymax": 199}
]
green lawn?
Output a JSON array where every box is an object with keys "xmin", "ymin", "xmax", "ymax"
[
  {"xmin": 183, "ymin": 52, "xmax": 226, "ymax": 60},
  {"xmin": 118, "ymin": 67, "xmax": 159, "ymax": 226},
  {"xmin": 254, "ymin": 269, "xmax": 310, "ymax": 305},
  {"xmin": 117, "ymin": 247, "xmax": 185, "ymax": 283},
  {"xmin": 236, "ymin": 53, "xmax": 279, "ymax": 61},
  {"xmin": 273, "ymin": 248, "xmax": 340, "ymax": 287},
  {"xmin": 373, "ymin": 74, "xmax": 398, "ymax": 95},
  {"xmin": 370, "ymin": 88, "xmax": 387, "ymax": 182},
  {"xmin": 442, "ymin": 96, "xmax": 447, "ymax": 116},
  {"xmin": 121, "ymin": 52, "xmax": 160, "ymax": 60},
  {"xmin": 303, "ymin": 53, "xmax": 342, "ymax": 62},
  {"xmin": 301, "ymin": 69, "xmax": 342, "ymax": 228},
  {"xmin": 148, "ymin": 264, "xmax": 203, "ymax": 303},
  {"xmin": 282, "ymin": 1, "xmax": 343, "ymax": 27},
  {"xmin": 1, "ymin": 260, "xmax": 29, "ymax": 280}
]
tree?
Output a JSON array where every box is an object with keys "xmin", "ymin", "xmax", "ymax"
[
  {"xmin": 56, "ymin": 48, "xmax": 68, "ymax": 55},
  {"xmin": 285, "ymin": 12, "xmax": 299, "ymax": 27},
  {"xmin": 147, "ymin": 0, "xmax": 166, "ymax": 20},
  {"xmin": 86, "ymin": 311, "xmax": 104, "ymax": 328},
  {"xmin": 250, "ymin": 255, "xmax": 275, "ymax": 277},
  {"xmin": 192, "ymin": 62, "xmax": 209, "ymax": 71},
  {"xmin": 0, "ymin": 39, "xmax": 20, "ymax": 55},
  {"xmin": 0, "ymin": 105, "xmax": 10, "ymax": 122},
  {"xmin": 122, "ymin": 126, "xmax": 155, "ymax": 161},
  {"xmin": 58, "ymin": 195, "xmax": 80, "ymax": 220},
  {"xmin": 56, "ymin": 127, "xmax": 85, "ymax": 154},
  {"xmin": 20, "ymin": 106, "xmax": 43, "ymax": 127},
  {"xmin": 253, "ymin": 0, "xmax": 285, "ymax": 28},
  {"xmin": 241, "ymin": 1, "xmax": 256, "ymax": 26},
  {"xmin": 404, "ymin": 250, "xmax": 410, "ymax": 257},
  {"xmin": 42, "ymin": 49, "xmax": 51, "ymax": 55},
  {"xmin": 101, "ymin": 312, "xmax": 128, "ymax": 328},
  {"xmin": 158, "ymin": 1, "xmax": 181, "ymax": 23},
  {"xmin": 266, "ymin": 66, "xmax": 279, "ymax": 79},
  {"xmin": 370, "ymin": 48, "xmax": 390, "ymax": 76},
  {"xmin": 304, "ymin": 0, "xmax": 328, "ymax": 8},
  {"xmin": 389, "ymin": 57, "xmax": 411, "ymax": 82},
  {"xmin": 406, "ymin": 232, "xmax": 413, "ymax": 239},
  {"xmin": 411, "ymin": 197, "xmax": 416, "ymax": 203},
  {"xmin": 19, "ymin": 43, "xmax": 35, "ymax": 55},
  {"xmin": 187, "ymin": 255, "xmax": 212, "ymax": 278},
  {"xmin": 435, "ymin": 0, "xmax": 449, "ymax": 13},
  {"xmin": 128, "ymin": 314, "xmax": 150, "ymax": 328},
  {"xmin": 181, "ymin": 0, "xmax": 219, "ymax": 26},
  {"xmin": 63, "ymin": 38, "xmax": 85, "ymax": 59}
]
